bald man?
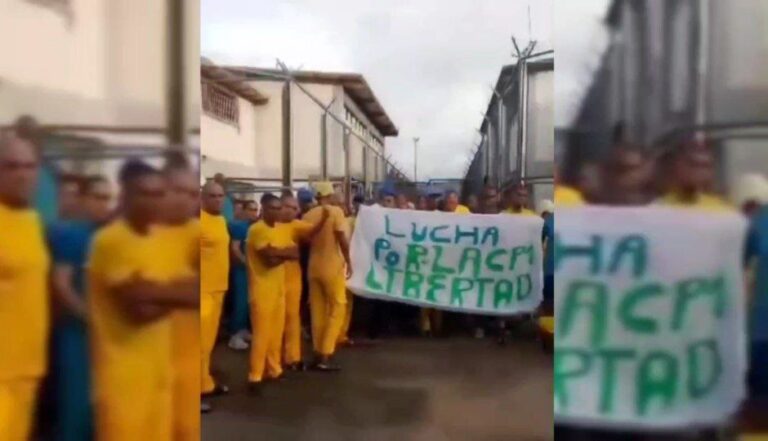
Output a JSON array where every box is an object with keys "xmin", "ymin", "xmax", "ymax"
[
  {"xmin": 0, "ymin": 134, "xmax": 50, "ymax": 440},
  {"xmin": 200, "ymin": 181, "xmax": 231, "ymax": 399}
]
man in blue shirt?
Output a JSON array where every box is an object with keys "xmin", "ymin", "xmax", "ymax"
[
  {"xmin": 746, "ymin": 205, "xmax": 768, "ymax": 399},
  {"xmin": 47, "ymin": 175, "xmax": 113, "ymax": 441},
  {"xmin": 213, "ymin": 173, "xmax": 235, "ymax": 222},
  {"xmin": 227, "ymin": 200, "xmax": 258, "ymax": 350}
]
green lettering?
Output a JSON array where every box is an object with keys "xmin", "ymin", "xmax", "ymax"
[
  {"xmin": 554, "ymin": 348, "xmax": 593, "ymax": 411},
  {"xmin": 555, "ymin": 234, "xmax": 603, "ymax": 275},
  {"xmin": 672, "ymin": 275, "xmax": 726, "ymax": 331},
  {"xmin": 485, "ymin": 249, "xmax": 507, "ymax": 272},
  {"xmin": 402, "ymin": 271, "xmax": 424, "ymax": 299},
  {"xmin": 509, "ymin": 245, "xmax": 534, "ymax": 271},
  {"xmin": 494, "ymin": 279, "xmax": 515, "ymax": 309},
  {"xmin": 557, "ymin": 280, "xmax": 608, "ymax": 347},
  {"xmin": 405, "ymin": 244, "xmax": 428, "ymax": 273},
  {"xmin": 458, "ymin": 247, "xmax": 482, "ymax": 277},
  {"xmin": 480, "ymin": 227, "xmax": 499, "ymax": 247},
  {"xmin": 596, "ymin": 349, "xmax": 636, "ymax": 414},
  {"xmin": 432, "ymin": 245, "xmax": 455, "ymax": 274},
  {"xmin": 450, "ymin": 278, "xmax": 474, "ymax": 307},
  {"xmin": 608, "ymin": 235, "xmax": 648, "ymax": 278},
  {"xmin": 365, "ymin": 263, "xmax": 383, "ymax": 290},
  {"xmin": 687, "ymin": 339, "xmax": 722, "ymax": 400},
  {"xmin": 426, "ymin": 274, "xmax": 447, "ymax": 303},
  {"xmin": 636, "ymin": 351, "xmax": 678, "ymax": 416},
  {"xmin": 430, "ymin": 225, "xmax": 451, "ymax": 244},
  {"xmin": 619, "ymin": 283, "xmax": 664, "ymax": 334},
  {"xmin": 454, "ymin": 225, "xmax": 479, "ymax": 246},
  {"xmin": 476, "ymin": 278, "xmax": 494, "ymax": 308},
  {"xmin": 385, "ymin": 215, "xmax": 405, "ymax": 238}
]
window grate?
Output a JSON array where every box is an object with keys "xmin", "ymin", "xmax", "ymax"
[{"xmin": 202, "ymin": 82, "xmax": 239, "ymax": 127}]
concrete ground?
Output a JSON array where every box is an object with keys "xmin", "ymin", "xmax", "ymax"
[{"xmin": 202, "ymin": 337, "xmax": 554, "ymax": 441}]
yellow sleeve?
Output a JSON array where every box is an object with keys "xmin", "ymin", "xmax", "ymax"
[
  {"xmin": 247, "ymin": 223, "xmax": 271, "ymax": 251},
  {"xmin": 87, "ymin": 231, "xmax": 132, "ymax": 288},
  {"xmin": 291, "ymin": 220, "xmax": 315, "ymax": 239},
  {"xmin": 332, "ymin": 208, "xmax": 346, "ymax": 232}
]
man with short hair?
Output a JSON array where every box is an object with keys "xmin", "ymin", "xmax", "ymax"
[
  {"xmin": 657, "ymin": 142, "xmax": 730, "ymax": 210},
  {"xmin": 0, "ymin": 134, "xmax": 50, "ymax": 440},
  {"xmin": 48, "ymin": 174, "xmax": 113, "ymax": 441},
  {"xmin": 227, "ymin": 200, "xmax": 257, "ymax": 351},
  {"xmin": 58, "ymin": 174, "xmax": 83, "ymax": 220},
  {"xmin": 444, "ymin": 190, "xmax": 470, "ymax": 213},
  {"xmin": 88, "ymin": 160, "xmax": 198, "ymax": 440},
  {"xmin": 200, "ymin": 180, "xmax": 231, "ymax": 398},
  {"xmin": 278, "ymin": 192, "xmax": 328, "ymax": 370},
  {"xmin": 503, "ymin": 183, "xmax": 537, "ymax": 216},
  {"xmin": 303, "ymin": 182, "xmax": 352, "ymax": 370}
]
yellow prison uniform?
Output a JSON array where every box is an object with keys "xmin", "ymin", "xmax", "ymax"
[
  {"xmin": 88, "ymin": 220, "xmax": 178, "ymax": 441},
  {"xmin": 338, "ymin": 216, "xmax": 356, "ymax": 345},
  {"xmin": 657, "ymin": 192, "xmax": 732, "ymax": 212},
  {"xmin": 280, "ymin": 219, "xmax": 316, "ymax": 365},
  {"xmin": 0, "ymin": 203, "xmax": 50, "ymax": 441},
  {"xmin": 503, "ymin": 207, "xmax": 538, "ymax": 216},
  {"xmin": 246, "ymin": 220, "xmax": 290, "ymax": 382},
  {"xmin": 199, "ymin": 210, "xmax": 229, "ymax": 394},
  {"xmin": 303, "ymin": 205, "xmax": 348, "ymax": 356},
  {"xmin": 554, "ymin": 185, "xmax": 584, "ymax": 207},
  {"xmin": 454, "ymin": 204, "xmax": 471, "ymax": 214},
  {"xmin": 158, "ymin": 220, "xmax": 200, "ymax": 441}
]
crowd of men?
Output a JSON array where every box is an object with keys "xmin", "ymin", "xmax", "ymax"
[
  {"xmin": 553, "ymin": 139, "xmax": 768, "ymax": 440},
  {"xmin": 200, "ymin": 177, "xmax": 555, "ymax": 412},
  {"xmin": 0, "ymin": 119, "xmax": 201, "ymax": 441}
]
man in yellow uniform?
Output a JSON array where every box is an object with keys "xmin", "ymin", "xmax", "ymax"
[
  {"xmin": 88, "ymin": 161, "xmax": 198, "ymax": 441},
  {"xmin": 503, "ymin": 183, "xmax": 537, "ymax": 216},
  {"xmin": 200, "ymin": 180, "xmax": 231, "ymax": 398},
  {"xmin": 303, "ymin": 183, "xmax": 352, "ymax": 370},
  {"xmin": 0, "ymin": 134, "xmax": 49, "ymax": 441},
  {"xmin": 554, "ymin": 170, "xmax": 585, "ymax": 207},
  {"xmin": 159, "ymin": 154, "xmax": 202, "ymax": 439},
  {"xmin": 656, "ymin": 143, "xmax": 730, "ymax": 211},
  {"xmin": 444, "ymin": 189, "xmax": 471, "ymax": 214},
  {"xmin": 278, "ymin": 192, "xmax": 328, "ymax": 370},
  {"xmin": 337, "ymin": 194, "xmax": 364, "ymax": 346},
  {"xmin": 246, "ymin": 194, "xmax": 324, "ymax": 394}
]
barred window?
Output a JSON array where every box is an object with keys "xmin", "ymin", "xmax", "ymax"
[{"xmin": 202, "ymin": 82, "xmax": 239, "ymax": 127}]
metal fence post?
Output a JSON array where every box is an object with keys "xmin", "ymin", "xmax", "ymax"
[{"xmin": 282, "ymin": 80, "xmax": 292, "ymax": 188}]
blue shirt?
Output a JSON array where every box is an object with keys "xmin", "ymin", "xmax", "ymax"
[
  {"xmin": 543, "ymin": 214, "xmax": 554, "ymax": 276},
  {"xmin": 36, "ymin": 163, "xmax": 59, "ymax": 224},
  {"xmin": 222, "ymin": 196, "xmax": 235, "ymax": 223},
  {"xmin": 228, "ymin": 219, "xmax": 250, "ymax": 267},
  {"xmin": 747, "ymin": 207, "xmax": 768, "ymax": 342},
  {"xmin": 47, "ymin": 220, "xmax": 98, "ymax": 294}
]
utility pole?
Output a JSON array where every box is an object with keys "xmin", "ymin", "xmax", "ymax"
[{"xmin": 413, "ymin": 137, "xmax": 420, "ymax": 182}]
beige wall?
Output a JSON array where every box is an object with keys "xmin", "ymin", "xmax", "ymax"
[
  {"xmin": 201, "ymin": 77, "xmax": 392, "ymax": 186},
  {"xmin": 0, "ymin": 0, "xmax": 199, "ymax": 131}
]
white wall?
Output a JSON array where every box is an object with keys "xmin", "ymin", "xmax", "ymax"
[{"xmin": 0, "ymin": 0, "xmax": 199, "ymax": 130}]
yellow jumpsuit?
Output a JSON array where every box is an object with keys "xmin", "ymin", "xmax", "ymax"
[
  {"xmin": 87, "ymin": 220, "xmax": 178, "ymax": 441},
  {"xmin": 246, "ymin": 221, "xmax": 290, "ymax": 382},
  {"xmin": 158, "ymin": 221, "xmax": 200, "ymax": 441},
  {"xmin": 199, "ymin": 210, "xmax": 230, "ymax": 394},
  {"xmin": 337, "ymin": 216, "xmax": 356, "ymax": 345},
  {"xmin": 0, "ymin": 203, "xmax": 49, "ymax": 441},
  {"xmin": 303, "ymin": 205, "xmax": 348, "ymax": 356},
  {"xmin": 280, "ymin": 220, "xmax": 315, "ymax": 365}
]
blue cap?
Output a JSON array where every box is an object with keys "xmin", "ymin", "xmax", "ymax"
[{"xmin": 297, "ymin": 187, "xmax": 315, "ymax": 203}]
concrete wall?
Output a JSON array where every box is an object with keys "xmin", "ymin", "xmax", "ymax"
[{"xmin": 0, "ymin": 0, "xmax": 199, "ymax": 130}]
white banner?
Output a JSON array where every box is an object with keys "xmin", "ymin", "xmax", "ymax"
[
  {"xmin": 555, "ymin": 206, "xmax": 748, "ymax": 430},
  {"xmin": 348, "ymin": 206, "xmax": 543, "ymax": 315}
]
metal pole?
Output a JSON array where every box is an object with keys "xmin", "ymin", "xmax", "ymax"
[
  {"xmin": 518, "ymin": 58, "xmax": 529, "ymax": 180},
  {"xmin": 167, "ymin": 0, "xmax": 185, "ymax": 148},
  {"xmin": 694, "ymin": 0, "xmax": 710, "ymax": 143},
  {"xmin": 281, "ymin": 80, "xmax": 292, "ymax": 187},
  {"xmin": 413, "ymin": 137, "xmax": 419, "ymax": 182},
  {"xmin": 320, "ymin": 113, "xmax": 327, "ymax": 179},
  {"xmin": 343, "ymin": 129, "xmax": 352, "ymax": 208}
]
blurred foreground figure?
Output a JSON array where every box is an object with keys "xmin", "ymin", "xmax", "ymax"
[
  {"xmin": 87, "ymin": 161, "xmax": 197, "ymax": 441},
  {"xmin": 159, "ymin": 155, "xmax": 202, "ymax": 440},
  {"xmin": 48, "ymin": 175, "xmax": 113, "ymax": 441},
  {"xmin": 0, "ymin": 134, "xmax": 49, "ymax": 440}
]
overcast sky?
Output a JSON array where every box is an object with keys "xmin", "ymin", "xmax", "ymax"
[{"xmin": 202, "ymin": 0, "xmax": 553, "ymax": 180}]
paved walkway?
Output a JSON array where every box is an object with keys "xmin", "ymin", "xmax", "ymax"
[{"xmin": 202, "ymin": 337, "xmax": 553, "ymax": 441}]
